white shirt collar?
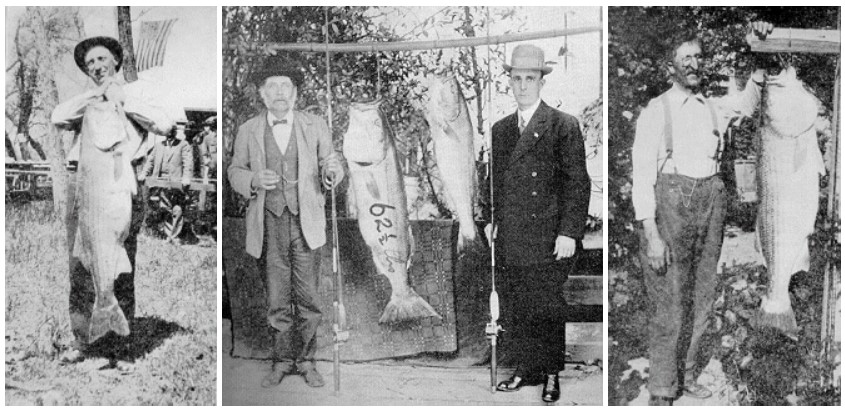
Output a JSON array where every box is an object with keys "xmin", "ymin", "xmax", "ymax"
[
  {"xmin": 517, "ymin": 99, "xmax": 542, "ymax": 125},
  {"xmin": 266, "ymin": 110, "xmax": 294, "ymax": 127},
  {"xmin": 669, "ymin": 82, "xmax": 705, "ymax": 105}
]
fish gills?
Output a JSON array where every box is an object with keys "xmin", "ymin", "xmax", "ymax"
[
  {"xmin": 424, "ymin": 73, "xmax": 479, "ymax": 251},
  {"xmin": 755, "ymin": 67, "xmax": 825, "ymax": 336},
  {"xmin": 343, "ymin": 100, "xmax": 441, "ymax": 324}
]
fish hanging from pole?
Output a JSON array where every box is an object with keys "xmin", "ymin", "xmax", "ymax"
[
  {"xmin": 422, "ymin": 72, "xmax": 480, "ymax": 251},
  {"xmin": 754, "ymin": 65, "xmax": 826, "ymax": 338},
  {"xmin": 343, "ymin": 99, "xmax": 441, "ymax": 324}
]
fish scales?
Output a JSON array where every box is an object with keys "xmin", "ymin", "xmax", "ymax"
[
  {"xmin": 423, "ymin": 73, "xmax": 479, "ymax": 251},
  {"xmin": 73, "ymin": 101, "xmax": 139, "ymax": 343},
  {"xmin": 755, "ymin": 67, "xmax": 825, "ymax": 337},
  {"xmin": 343, "ymin": 100, "xmax": 441, "ymax": 324}
]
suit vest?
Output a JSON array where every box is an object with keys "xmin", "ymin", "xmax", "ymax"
[{"xmin": 264, "ymin": 123, "xmax": 299, "ymax": 216}]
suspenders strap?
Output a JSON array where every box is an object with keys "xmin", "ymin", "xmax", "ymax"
[{"xmin": 659, "ymin": 93, "xmax": 673, "ymax": 173}]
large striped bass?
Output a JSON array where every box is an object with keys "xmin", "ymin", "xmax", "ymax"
[
  {"xmin": 423, "ymin": 73, "xmax": 479, "ymax": 251},
  {"xmin": 755, "ymin": 66, "xmax": 825, "ymax": 336},
  {"xmin": 343, "ymin": 100, "xmax": 441, "ymax": 324},
  {"xmin": 73, "ymin": 101, "xmax": 141, "ymax": 342}
]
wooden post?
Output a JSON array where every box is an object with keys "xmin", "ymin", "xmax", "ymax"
[
  {"xmin": 747, "ymin": 28, "xmax": 840, "ymax": 54},
  {"xmin": 117, "ymin": 6, "xmax": 138, "ymax": 83}
]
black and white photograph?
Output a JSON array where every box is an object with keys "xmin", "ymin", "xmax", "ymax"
[
  {"xmin": 221, "ymin": 6, "xmax": 603, "ymax": 405},
  {"xmin": 4, "ymin": 6, "xmax": 217, "ymax": 405},
  {"xmin": 608, "ymin": 6, "xmax": 841, "ymax": 406}
]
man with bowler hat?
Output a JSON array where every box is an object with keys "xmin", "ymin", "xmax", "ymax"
[
  {"xmin": 482, "ymin": 43, "xmax": 591, "ymax": 403},
  {"xmin": 52, "ymin": 36, "xmax": 174, "ymax": 360},
  {"xmin": 228, "ymin": 56, "xmax": 345, "ymax": 388}
]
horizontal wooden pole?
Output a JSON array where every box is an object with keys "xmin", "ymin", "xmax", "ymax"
[
  {"xmin": 747, "ymin": 28, "xmax": 841, "ymax": 54},
  {"xmin": 225, "ymin": 26, "xmax": 601, "ymax": 54}
]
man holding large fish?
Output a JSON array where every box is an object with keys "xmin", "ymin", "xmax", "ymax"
[
  {"xmin": 228, "ymin": 56, "xmax": 344, "ymax": 389},
  {"xmin": 482, "ymin": 44, "xmax": 591, "ymax": 404},
  {"xmin": 52, "ymin": 37, "xmax": 174, "ymax": 361},
  {"xmin": 630, "ymin": 22, "xmax": 779, "ymax": 405}
]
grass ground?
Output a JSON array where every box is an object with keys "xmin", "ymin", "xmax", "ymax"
[
  {"xmin": 5, "ymin": 200, "xmax": 216, "ymax": 405},
  {"xmin": 608, "ymin": 227, "xmax": 840, "ymax": 406}
]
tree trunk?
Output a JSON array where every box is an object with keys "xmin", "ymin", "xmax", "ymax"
[{"xmin": 117, "ymin": 6, "xmax": 138, "ymax": 83}]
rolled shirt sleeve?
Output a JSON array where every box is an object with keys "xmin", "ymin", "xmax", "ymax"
[{"xmin": 631, "ymin": 101, "xmax": 662, "ymax": 221}]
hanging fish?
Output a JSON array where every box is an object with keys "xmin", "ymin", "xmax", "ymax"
[
  {"xmin": 754, "ymin": 66, "xmax": 825, "ymax": 337},
  {"xmin": 343, "ymin": 99, "xmax": 441, "ymax": 324}
]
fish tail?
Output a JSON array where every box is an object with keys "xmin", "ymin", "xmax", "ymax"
[
  {"xmin": 456, "ymin": 224, "xmax": 481, "ymax": 253},
  {"xmin": 754, "ymin": 296, "xmax": 799, "ymax": 338},
  {"xmin": 88, "ymin": 291, "xmax": 130, "ymax": 343},
  {"xmin": 378, "ymin": 289, "xmax": 441, "ymax": 324}
]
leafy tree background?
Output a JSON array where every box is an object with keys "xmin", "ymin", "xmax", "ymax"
[{"xmin": 608, "ymin": 6, "xmax": 840, "ymax": 405}]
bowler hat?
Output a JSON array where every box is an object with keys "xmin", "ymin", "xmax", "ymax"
[
  {"xmin": 74, "ymin": 36, "xmax": 123, "ymax": 73},
  {"xmin": 503, "ymin": 44, "xmax": 552, "ymax": 75},
  {"xmin": 249, "ymin": 55, "xmax": 303, "ymax": 87}
]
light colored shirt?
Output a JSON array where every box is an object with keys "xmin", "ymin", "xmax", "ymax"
[
  {"xmin": 517, "ymin": 99, "xmax": 542, "ymax": 131},
  {"xmin": 51, "ymin": 79, "xmax": 174, "ymax": 162},
  {"xmin": 267, "ymin": 110, "xmax": 293, "ymax": 153},
  {"xmin": 631, "ymin": 80, "xmax": 762, "ymax": 220}
]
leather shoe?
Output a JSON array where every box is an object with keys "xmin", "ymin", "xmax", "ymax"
[
  {"xmin": 300, "ymin": 366, "xmax": 325, "ymax": 388},
  {"xmin": 496, "ymin": 375, "xmax": 525, "ymax": 392},
  {"xmin": 682, "ymin": 381, "xmax": 712, "ymax": 399},
  {"xmin": 261, "ymin": 362, "xmax": 293, "ymax": 388},
  {"xmin": 541, "ymin": 374, "xmax": 560, "ymax": 403}
]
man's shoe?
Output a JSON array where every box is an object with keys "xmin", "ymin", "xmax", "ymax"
[
  {"xmin": 301, "ymin": 366, "xmax": 325, "ymax": 388},
  {"xmin": 682, "ymin": 381, "xmax": 712, "ymax": 399},
  {"xmin": 648, "ymin": 395, "xmax": 673, "ymax": 406},
  {"xmin": 541, "ymin": 374, "xmax": 560, "ymax": 403},
  {"xmin": 496, "ymin": 375, "xmax": 525, "ymax": 392},
  {"xmin": 261, "ymin": 362, "xmax": 293, "ymax": 388}
]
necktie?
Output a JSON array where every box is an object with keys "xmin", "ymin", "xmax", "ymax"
[
  {"xmin": 518, "ymin": 115, "xmax": 526, "ymax": 134},
  {"xmin": 272, "ymin": 119, "xmax": 288, "ymax": 126}
]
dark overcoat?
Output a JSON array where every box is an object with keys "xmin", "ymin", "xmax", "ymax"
[{"xmin": 486, "ymin": 101, "xmax": 591, "ymax": 267}]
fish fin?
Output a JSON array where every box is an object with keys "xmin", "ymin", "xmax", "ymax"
[
  {"xmin": 406, "ymin": 225, "xmax": 415, "ymax": 270},
  {"xmin": 364, "ymin": 172, "xmax": 380, "ymax": 200},
  {"xmin": 789, "ymin": 241, "xmax": 811, "ymax": 276},
  {"xmin": 378, "ymin": 289, "xmax": 441, "ymax": 324},
  {"xmin": 88, "ymin": 292, "xmax": 130, "ymax": 343}
]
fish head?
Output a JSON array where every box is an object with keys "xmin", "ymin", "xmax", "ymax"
[
  {"xmin": 343, "ymin": 99, "xmax": 390, "ymax": 166},
  {"xmin": 764, "ymin": 66, "xmax": 820, "ymax": 138}
]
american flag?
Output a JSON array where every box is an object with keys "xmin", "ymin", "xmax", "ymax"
[{"xmin": 135, "ymin": 19, "xmax": 178, "ymax": 72}]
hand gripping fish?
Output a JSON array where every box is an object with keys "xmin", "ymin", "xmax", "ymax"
[
  {"xmin": 755, "ymin": 66, "xmax": 825, "ymax": 337},
  {"xmin": 343, "ymin": 100, "xmax": 441, "ymax": 324},
  {"xmin": 73, "ymin": 101, "xmax": 142, "ymax": 342},
  {"xmin": 423, "ymin": 73, "xmax": 480, "ymax": 251}
]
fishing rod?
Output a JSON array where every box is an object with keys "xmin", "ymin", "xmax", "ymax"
[
  {"xmin": 483, "ymin": 6, "xmax": 502, "ymax": 394},
  {"xmin": 325, "ymin": 7, "xmax": 348, "ymax": 395}
]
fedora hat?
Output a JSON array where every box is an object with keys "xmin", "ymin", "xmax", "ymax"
[
  {"xmin": 249, "ymin": 55, "xmax": 303, "ymax": 87},
  {"xmin": 503, "ymin": 44, "xmax": 552, "ymax": 75},
  {"xmin": 74, "ymin": 36, "xmax": 123, "ymax": 73}
]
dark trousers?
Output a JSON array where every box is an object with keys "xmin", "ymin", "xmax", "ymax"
[
  {"xmin": 262, "ymin": 208, "xmax": 321, "ymax": 367},
  {"xmin": 67, "ymin": 171, "xmax": 140, "ymax": 345},
  {"xmin": 640, "ymin": 173, "xmax": 726, "ymax": 397},
  {"xmin": 499, "ymin": 260, "xmax": 573, "ymax": 379}
]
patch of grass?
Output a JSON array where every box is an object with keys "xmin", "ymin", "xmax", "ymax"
[{"xmin": 5, "ymin": 201, "xmax": 216, "ymax": 405}]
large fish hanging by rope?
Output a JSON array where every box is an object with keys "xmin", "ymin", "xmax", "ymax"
[
  {"xmin": 343, "ymin": 100, "xmax": 441, "ymax": 324},
  {"xmin": 755, "ymin": 66, "xmax": 825, "ymax": 337},
  {"xmin": 422, "ymin": 72, "xmax": 480, "ymax": 252},
  {"xmin": 73, "ymin": 101, "xmax": 143, "ymax": 342}
]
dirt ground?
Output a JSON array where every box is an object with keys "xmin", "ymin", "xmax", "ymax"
[{"xmin": 222, "ymin": 319, "xmax": 603, "ymax": 406}]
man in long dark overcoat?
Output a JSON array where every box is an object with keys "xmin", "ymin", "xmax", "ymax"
[{"xmin": 483, "ymin": 43, "xmax": 591, "ymax": 403}]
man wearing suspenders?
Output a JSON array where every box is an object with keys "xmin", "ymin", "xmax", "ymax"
[{"xmin": 631, "ymin": 22, "xmax": 773, "ymax": 406}]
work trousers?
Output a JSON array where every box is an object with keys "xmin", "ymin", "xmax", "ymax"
[
  {"xmin": 262, "ymin": 208, "xmax": 322, "ymax": 368},
  {"xmin": 640, "ymin": 173, "xmax": 726, "ymax": 397},
  {"xmin": 67, "ymin": 170, "xmax": 140, "ymax": 345},
  {"xmin": 499, "ymin": 260, "xmax": 574, "ymax": 379}
]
